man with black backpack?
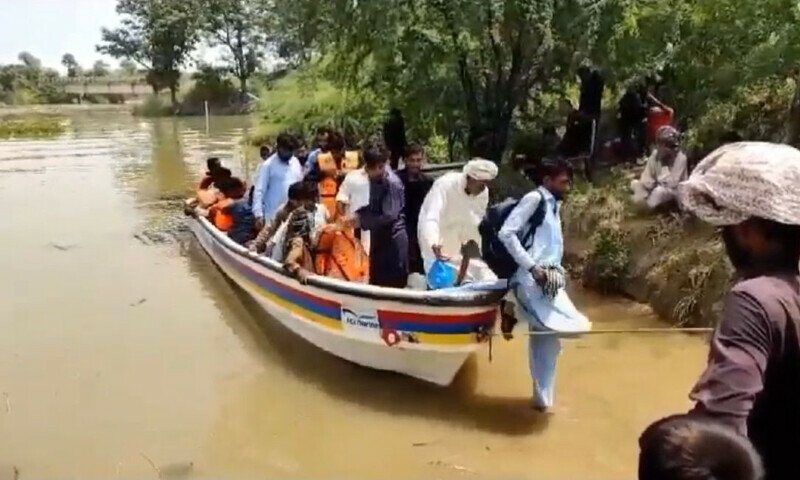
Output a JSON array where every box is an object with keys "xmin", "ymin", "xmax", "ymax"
[{"xmin": 496, "ymin": 158, "xmax": 591, "ymax": 411}]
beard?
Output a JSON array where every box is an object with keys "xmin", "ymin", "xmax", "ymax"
[{"xmin": 721, "ymin": 226, "xmax": 754, "ymax": 272}]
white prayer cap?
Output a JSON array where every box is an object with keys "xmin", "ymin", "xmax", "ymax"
[
  {"xmin": 679, "ymin": 142, "xmax": 800, "ymax": 226},
  {"xmin": 463, "ymin": 158, "xmax": 499, "ymax": 181}
]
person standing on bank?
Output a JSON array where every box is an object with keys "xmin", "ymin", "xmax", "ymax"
[
  {"xmin": 252, "ymin": 133, "xmax": 303, "ymax": 230},
  {"xmin": 679, "ymin": 142, "xmax": 800, "ymax": 480},
  {"xmin": 383, "ymin": 108, "xmax": 407, "ymax": 170},
  {"xmin": 341, "ymin": 144, "xmax": 409, "ymax": 288},
  {"xmin": 498, "ymin": 158, "xmax": 590, "ymax": 411}
]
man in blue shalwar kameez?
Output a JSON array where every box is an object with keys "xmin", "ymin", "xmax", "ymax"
[{"xmin": 498, "ymin": 158, "xmax": 591, "ymax": 411}]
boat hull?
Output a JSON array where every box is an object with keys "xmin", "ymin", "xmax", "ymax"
[{"xmin": 190, "ymin": 219, "xmax": 499, "ymax": 386}]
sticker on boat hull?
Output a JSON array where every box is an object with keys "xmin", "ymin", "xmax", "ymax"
[{"xmin": 341, "ymin": 307, "xmax": 380, "ymax": 335}]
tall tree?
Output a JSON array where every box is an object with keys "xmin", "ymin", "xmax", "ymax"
[
  {"xmin": 61, "ymin": 53, "xmax": 82, "ymax": 78},
  {"xmin": 92, "ymin": 60, "xmax": 110, "ymax": 77},
  {"xmin": 119, "ymin": 59, "xmax": 138, "ymax": 76},
  {"xmin": 97, "ymin": 0, "xmax": 201, "ymax": 106},
  {"xmin": 291, "ymin": 0, "xmax": 616, "ymax": 161},
  {"xmin": 17, "ymin": 52, "xmax": 42, "ymax": 70},
  {"xmin": 200, "ymin": 0, "xmax": 266, "ymax": 96}
]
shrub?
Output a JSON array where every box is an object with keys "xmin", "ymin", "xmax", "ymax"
[{"xmin": 584, "ymin": 226, "xmax": 630, "ymax": 293}]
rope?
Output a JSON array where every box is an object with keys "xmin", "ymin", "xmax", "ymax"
[{"xmin": 492, "ymin": 327, "xmax": 714, "ymax": 337}]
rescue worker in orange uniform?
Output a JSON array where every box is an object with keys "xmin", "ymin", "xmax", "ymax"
[{"xmin": 306, "ymin": 131, "xmax": 369, "ymax": 282}]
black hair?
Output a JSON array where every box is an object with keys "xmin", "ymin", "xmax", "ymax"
[
  {"xmin": 328, "ymin": 131, "xmax": 346, "ymax": 152},
  {"xmin": 315, "ymin": 126, "xmax": 330, "ymax": 136},
  {"xmin": 638, "ymin": 415, "xmax": 763, "ymax": 480},
  {"xmin": 535, "ymin": 157, "xmax": 573, "ymax": 184},
  {"xmin": 405, "ymin": 143, "xmax": 425, "ymax": 157},
  {"xmin": 276, "ymin": 132, "xmax": 296, "ymax": 151},
  {"xmin": 216, "ymin": 176, "xmax": 245, "ymax": 197},
  {"xmin": 752, "ymin": 218, "xmax": 800, "ymax": 270},
  {"xmin": 302, "ymin": 180, "xmax": 319, "ymax": 201},
  {"xmin": 259, "ymin": 145, "xmax": 271, "ymax": 156},
  {"xmin": 287, "ymin": 181, "xmax": 305, "ymax": 202},
  {"xmin": 213, "ymin": 167, "xmax": 232, "ymax": 180},
  {"xmin": 363, "ymin": 143, "xmax": 388, "ymax": 169},
  {"xmin": 206, "ymin": 157, "xmax": 222, "ymax": 172}
]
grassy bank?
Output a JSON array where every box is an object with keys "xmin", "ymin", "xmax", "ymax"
[
  {"xmin": 561, "ymin": 169, "xmax": 732, "ymax": 327},
  {"xmin": 0, "ymin": 116, "xmax": 66, "ymax": 138}
]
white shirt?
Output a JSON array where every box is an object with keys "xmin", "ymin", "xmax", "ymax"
[
  {"xmin": 336, "ymin": 168, "xmax": 372, "ymax": 252},
  {"xmin": 418, "ymin": 172, "xmax": 489, "ymax": 274},
  {"xmin": 336, "ymin": 168, "xmax": 371, "ymax": 215}
]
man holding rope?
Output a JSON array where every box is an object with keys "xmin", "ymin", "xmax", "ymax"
[{"xmin": 679, "ymin": 142, "xmax": 800, "ymax": 480}]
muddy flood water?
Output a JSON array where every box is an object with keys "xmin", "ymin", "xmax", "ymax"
[{"xmin": 1, "ymin": 111, "xmax": 709, "ymax": 479}]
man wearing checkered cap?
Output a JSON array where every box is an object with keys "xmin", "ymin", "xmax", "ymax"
[{"xmin": 679, "ymin": 142, "xmax": 800, "ymax": 480}]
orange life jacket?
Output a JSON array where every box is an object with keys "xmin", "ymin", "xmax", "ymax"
[
  {"xmin": 317, "ymin": 151, "xmax": 360, "ymax": 219},
  {"xmin": 210, "ymin": 199, "xmax": 234, "ymax": 231},
  {"xmin": 314, "ymin": 226, "xmax": 369, "ymax": 282}
]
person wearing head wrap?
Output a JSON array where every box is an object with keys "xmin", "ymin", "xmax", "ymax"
[
  {"xmin": 680, "ymin": 142, "xmax": 800, "ymax": 479},
  {"xmin": 630, "ymin": 126, "xmax": 688, "ymax": 210},
  {"xmin": 418, "ymin": 158, "xmax": 499, "ymax": 283}
]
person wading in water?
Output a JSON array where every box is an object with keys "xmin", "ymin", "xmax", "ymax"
[{"xmin": 678, "ymin": 142, "xmax": 800, "ymax": 480}]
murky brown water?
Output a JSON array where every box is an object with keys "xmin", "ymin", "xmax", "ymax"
[{"xmin": 0, "ymin": 111, "xmax": 709, "ymax": 479}]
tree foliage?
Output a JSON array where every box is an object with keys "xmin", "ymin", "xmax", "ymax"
[
  {"xmin": 92, "ymin": 60, "xmax": 110, "ymax": 77},
  {"xmin": 97, "ymin": 0, "xmax": 201, "ymax": 105},
  {"xmin": 199, "ymin": 0, "xmax": 266, "ymax": 95},
  {"xmin": 61, "ymin": 54, "xmax": 82, "ymax": 78}
]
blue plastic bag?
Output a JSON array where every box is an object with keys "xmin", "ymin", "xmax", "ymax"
[{"xmin": 427, "ymin": 259, "xmax": 457, "ymax": 290}]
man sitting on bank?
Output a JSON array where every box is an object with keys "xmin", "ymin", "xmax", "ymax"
[
  {"xmin": 631, "ymin": 126, "xmax": 688, "ymax": 211},
  {"xmin": 418, "ymin": 158, "xmax": 499, "ymax": 283}
]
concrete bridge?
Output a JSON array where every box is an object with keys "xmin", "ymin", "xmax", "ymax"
[{"xmin": 43, "ymin": 76, "xmax": 154, "ymax": 99}]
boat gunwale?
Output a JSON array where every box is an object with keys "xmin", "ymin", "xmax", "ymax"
[{"xmin": 193, "ymin": 216, "xmax": 505, "ymax": 308}]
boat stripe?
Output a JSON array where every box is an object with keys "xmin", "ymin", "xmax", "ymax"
[
  {"xmin": 378, "ymin": 309, "xmax": 497, "ymax": 325},
  {"xmin": 380, "ymin": 320, "xmax": 493, "ymax": 334}
]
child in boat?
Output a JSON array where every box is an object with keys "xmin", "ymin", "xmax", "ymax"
[
  {"xmin": 204, "ymin": 177, "xmax": 256, "ymax": 245},
  {"xmin": 184, "ymin": 158, "xmax": 233, "ymax": 213},
  {"xmin": 250, "ymin": 181, "xmax": 307, "ymax": 255},
  {"xmin": 274, "ymin": 182, "xmax": 328, "ymax": 283}
]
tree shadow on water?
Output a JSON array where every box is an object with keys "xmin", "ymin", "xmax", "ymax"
[{"xmin": 183, "ymin": 240, "xmax": 549, "ymax": 436}]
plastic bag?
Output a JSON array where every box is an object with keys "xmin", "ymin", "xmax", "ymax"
[{"xmin": 427, "ymin": 259, "xmax": 457, "ymax": 290}]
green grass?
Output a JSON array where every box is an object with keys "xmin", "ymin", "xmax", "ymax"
[{"xmin": 0, "ymin": 116, "xmax": 65, "ymax": 138}]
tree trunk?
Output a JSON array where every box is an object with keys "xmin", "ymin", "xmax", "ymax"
[
  {"xmin": 239, "ymin": 76, "xmax": 248, "ymax": 99},
  {"xmin": 169, "ymin": 85, "xmax": 178, "ymax": 108}
]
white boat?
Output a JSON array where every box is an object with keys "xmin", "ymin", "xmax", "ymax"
[{"xmin": 189, "ymin": 216, "xmax": 503, "ymax": 385}]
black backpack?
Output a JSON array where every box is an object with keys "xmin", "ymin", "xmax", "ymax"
[{"xmin": 479, "ymin": 192, "xmax": 547, "ymax": 279}]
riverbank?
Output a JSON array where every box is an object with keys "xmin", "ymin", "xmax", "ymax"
[
  {"xmin": 561, "ymin": 169, "xmax": 732, "ymax": 327},
  {"xmin": 0, "ymin": 116, "xmax": 66, "ymax": 138}
]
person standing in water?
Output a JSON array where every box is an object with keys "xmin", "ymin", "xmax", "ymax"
[
  {"xmin": 397, "ymin": 143, "xmax": 433, "ymax": 274},
  {"xmin": 342, "ymin": 144, "xmax": 408, "ymax": 288},
  {"xmin": 498, "ymin": 158, "xmax": 590, "ymax": 411},
  {"xmin": 679, "ymin": 142, "xmax": 800, "ymax": 480}
]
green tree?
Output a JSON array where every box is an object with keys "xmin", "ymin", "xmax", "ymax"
[
  {"xmin": 92, "ymin": 60, "xmax": 110, "ymax": 77},
  {"xmin": 61, "ymin": 53, "xmax": 82, "ymax": 78},
  {"xmin": 200, "ymin": 0, "xmax": 265, "ymax": 96},
  {"xmin": 97, "ymin": 0, "xmax": 201, "ymax": 106},
  {"xmin": 119, "ymin": 59, "xmax": 138, "ymax": 76},
  {"xmin": 17, "ymin": 52, "xmax": 42, "ymax": 70},
  {"xmin": 288, "ymin": 0, "xmax": 618, "ymax": 161}
]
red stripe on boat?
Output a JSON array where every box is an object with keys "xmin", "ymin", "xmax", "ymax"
[{"xmin": 378, "ymin": 309, "xmax": 497, "ymax": 324}]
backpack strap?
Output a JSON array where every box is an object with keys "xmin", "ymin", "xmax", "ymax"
[{"xmin": 518, "ymin": 191, "xmax": 547, "ymax": 250}]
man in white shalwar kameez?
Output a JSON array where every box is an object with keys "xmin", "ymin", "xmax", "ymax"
[
  {"xmin": 418, "ymin": 159, "xmax": 499, "ymax": 283},
  {"xmin": 631, "ymin": 126, "xmax": 688, "ymax": 210},
  {"xmin": 499, "ymin": 159, "xmax": 591, "ymax": 411}
]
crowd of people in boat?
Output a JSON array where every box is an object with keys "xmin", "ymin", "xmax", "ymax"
[{"xmin": 184, "ymin": 92, "xmax": 800, "ymax": 479}]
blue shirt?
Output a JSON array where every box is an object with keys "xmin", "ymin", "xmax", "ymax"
[
  {"xmin": 498, "ymin": 186, "xmax": 563, "ymax": 273},
  {"xmin": 252, "ymin": 153, "xmax": 303, "ymax": 222},
  {"xmin": 304, "ymin": 148, "xmax": 322, "ymax": 176}
]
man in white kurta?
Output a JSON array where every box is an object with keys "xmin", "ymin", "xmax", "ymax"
[{"xmin": 418, "ymin": 159, "xmax": 499, "ymax": 283}]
